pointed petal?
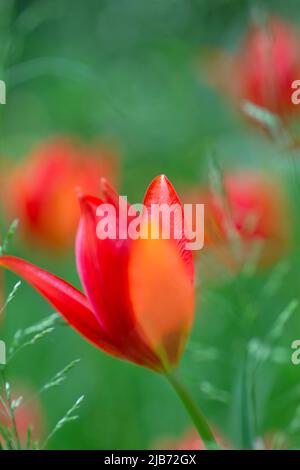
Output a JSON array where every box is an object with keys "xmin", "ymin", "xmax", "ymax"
[
  {"xmin": 0, "ymin": 255, "xmax": 120, "ymax": 356},
  {"xmin": 99, "ymin": 178, "xmax": 138, "ymax": 224},
  {"xmin": 143, "ymin": 175, "xmax": 194, "ymax": 283},
  {"xmin": 100, "ymin": 178, "xmax": 125, "ymax": 207}
]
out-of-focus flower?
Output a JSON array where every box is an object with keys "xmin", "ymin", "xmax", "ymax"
[
  {"xmin": 0, "ymin": 175, "xmax": 194, "ymax": 372},
  {"xmin": 155, "ymin": 429, "xmax": 226, "ymax": 450},
  {"xmin": 155, "ymin": 429, "xmax": 206, "ymax": 450},
  {"xmin": 155, "ymin": 428, "xmax": 287, "ymax": 450},
  {"xmin": 203, "ymin": 17, "xmax": 300, "ymax": 126},
  {"xmin": 3, "ymin": 138, "xmax": 118, "ymax": 251},
  {"xmin": 187, "ymin": 171, "xmax": 290, "ymax": 271},
  {"xmin": 0, "ymin": 383, "xmax": 45, "ymax": 448}
]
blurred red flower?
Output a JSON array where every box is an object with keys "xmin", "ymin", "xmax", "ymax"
[
  {"xmin": 0, "ymin": 175, "xmax": 194, "ymax": 372},
  {"xmin": 155, "ymin": 429, "xmax": 226, "ymax": 450},
  {"xmin": 3, "ymin": 138, "xmax": 118, "ymax": 251},
  {"xmin": 187, "ymin": 170, "xmax": 291, "ymax": 271},
  {"xmin": 155, "ymin": 428, "xmax": 286, "ymax": 450},
  {"xmin": 0, "ymin": 383, "xmax": 45, "ymax": 448},
  {"xmin": 203, "ymin": 16, "xmax": 300, "ymax": 125}
]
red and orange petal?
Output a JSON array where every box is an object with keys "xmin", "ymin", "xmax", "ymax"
[
  {"xmin": 76, "ymin": 176, "xmax": 195, "ymax": 370},
  {"xmin": 129, "ymin": 236, "xmax": 194, "ymax": 368},
  {"xmin": 76, "ymin": 176, "xmax": 194, "ymax": 370},
  {"xmin": 0, "ymin": 255, "xmax": 122, "ymax": 360},
  {"xmin": 76, "ymin": 195, "xmax": 161, "ymax": 370},
  {"xmin": 142, "ymin": 175, "xmax": 194, "ymax": 284}
]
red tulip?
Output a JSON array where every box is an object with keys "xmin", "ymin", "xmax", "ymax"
[
  {"xmin": 0, "ymin": 383, "xmax": 45, "ymax": 448},
  {"xmin": 3, "ymin": 138, "xmax": 118, "ymax": 250},
  {"xmin": 204, "ymin": 17, "xmax": 300, "ymax": 124},
  {"xmin": 0, "ymin": 176, "xmax": 194, "ymax": 372},
  {"xmin": 187, "ymin": 171, "xmax": 290, "ymax": 270}
]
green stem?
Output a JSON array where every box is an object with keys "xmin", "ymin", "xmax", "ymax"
[{"xmin": 166, "ymin": 371, "xmax": 220, "ymax": 450}]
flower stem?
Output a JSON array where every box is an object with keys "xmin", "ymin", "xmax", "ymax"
[{"xmin": 166, "ymin": 371, "xmax": 219, "ymax": 450}]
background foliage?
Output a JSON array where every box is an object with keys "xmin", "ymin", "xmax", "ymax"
[{"xmin": 1, "ymin": 0, "xmax": 300, "ymax": 449}]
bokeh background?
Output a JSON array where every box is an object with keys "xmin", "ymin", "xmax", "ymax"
[{"xmin": 1, "ymin": 0, "xmax": 300, "ymax": 449}]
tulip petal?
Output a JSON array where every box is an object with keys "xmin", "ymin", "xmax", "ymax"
[
  {"xmin": 143, "ymin": 175, "xmax": 194, "ymax": 283},
  {"xmin": 0, "ymin": 255, "xmax": 120, "ymax": 356},
  {"xmin": 129, "ymin": 237, "xmax": 194, "ymax": 369},
  {"xmin": 76, "ymin": 195, "xmax": 162, "ymax": 370}
]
